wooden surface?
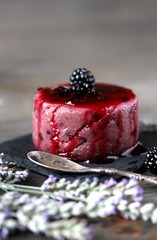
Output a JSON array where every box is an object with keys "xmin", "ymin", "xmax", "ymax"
[{"xmin": 0, "ymin": 1, "xmax": 157, "ymax": 239}]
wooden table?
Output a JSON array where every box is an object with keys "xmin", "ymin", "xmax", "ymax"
[{"xmin": 1, "ymin": 1, "xmax": 157, "ymax": 239}]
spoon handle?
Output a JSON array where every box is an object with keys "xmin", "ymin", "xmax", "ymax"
[{"xmin": 98, "ymin": 168, "xmax": 157, "ymax": 185}]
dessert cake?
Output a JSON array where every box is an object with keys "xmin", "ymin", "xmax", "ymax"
[{"xmin": 32, "ymin": 68, "xmax": 139, "ymax": 162}]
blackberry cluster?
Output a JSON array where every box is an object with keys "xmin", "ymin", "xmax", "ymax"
[
  {"xmin": 70, "ymin": 68, "xmax": 95, "ymax": 91},
  {"xmin": 145, "ymin": 147, "xmax": 157, "ymax": 174}
]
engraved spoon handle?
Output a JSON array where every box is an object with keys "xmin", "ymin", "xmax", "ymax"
[{"xmin": 96, "ymin": 168, "xmax": 157, "ymax": 185}]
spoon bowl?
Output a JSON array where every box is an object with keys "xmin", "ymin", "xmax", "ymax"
[{"xmin": 27, "ymin": 151, "xmax": 95, "ymax": 173}]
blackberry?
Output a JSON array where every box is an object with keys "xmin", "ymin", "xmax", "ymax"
[
  {"xmin": 70, "ymin": 68, "xmax": 95, "ymax": 91},
  {"xmin": 145, "ymin": 147, "xmax": 157, "ymax": 174}
]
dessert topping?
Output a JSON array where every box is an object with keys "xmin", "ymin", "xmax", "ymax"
[
  {"xmin": 70, "ymin": 68, "xmax": 95, "ymax": 91},
  {"xmin": 145, "ymin": 147, "xmax": 157, "ymax": 174}
]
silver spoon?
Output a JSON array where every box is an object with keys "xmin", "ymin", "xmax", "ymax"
[{"xmin": 27, "ymin": 151, "xmax": 157, "ymax": 185}]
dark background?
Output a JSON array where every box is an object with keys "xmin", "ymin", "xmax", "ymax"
[{"xmin": 0, "ymin": 0, "xmax": 157, "ymax": 141}]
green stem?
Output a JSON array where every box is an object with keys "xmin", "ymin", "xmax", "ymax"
[
  {"xmin": 0, "ymin": 183, "xmax": 43, "ymax": 195},
  {"xmin": 0, "ymin": 183, "xmax": 85, "ymax": 202}
]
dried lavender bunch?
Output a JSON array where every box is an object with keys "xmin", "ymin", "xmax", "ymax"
[
  {"xmin": 1, "ymin": 172, "xmax": 157, "ymax": 239},
  {"xmin": 1, "ymin": 189, "xmax": 157, "ymax": 240},
  {"xmin": 0, "ymin": 177, "xmax": 157, "ymax": 240},
  {"xmin": 0, "ymin": 153, "xmax": 29, "ymax": 183},
  {"xmin": 0, "ymin": 192, "xmax": 90, "ymax": 240}
]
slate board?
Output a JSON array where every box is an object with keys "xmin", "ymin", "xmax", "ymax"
[{"xmin": 0, "ymin": 124, "xmax": 156, "ymax": 181}]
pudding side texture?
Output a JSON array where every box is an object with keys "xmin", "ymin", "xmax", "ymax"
[{"xmin": 32, "ymin": 82, "xmax": 139, "ymax": 162}]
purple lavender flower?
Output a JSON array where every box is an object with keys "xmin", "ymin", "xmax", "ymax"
[
  {"xmin": 41, "ymin": 175, "xmax": 58, "ymax": 191},
  {"xmin": 124, "ymin": 186, "xmax": 144, "ymax": 197},
  {"xmin": 84, "ymin": 178, "xmax": 91, "ymax": 184},
  {"xmin": 134, "ymin": 195, "xmax": 143, "ymax": 203},
  {"xmin": 125, "ymin": 178, "xmax": 139, "ymax": 189},
  {"xmin": 15, "ymin": 169, "xmax": 29, "ymax": 182},
  {"xmin": 117, "ymin": 178, "xmax": 128, "ymax": 187},
  {"xmin": 48, "ymin": 175, "xmax": 58, "ymax": 183},
  {"xmin": 104, "ymin": 204, "xmax": 116, "ymax": 216},
  {"xmin": 0, "ymin": 211, "xmax": 10, "ymax": 225},
  {"xmin": 41, "ymin": 182, "xmax": 50, "ymax": 191},
  {"xmin": 104, "ymin": 178, "xmax": 117, "ymax": 188},
  {"xmin": 0, "ymin": 227, "xmax": 9, "ymax": 239}
]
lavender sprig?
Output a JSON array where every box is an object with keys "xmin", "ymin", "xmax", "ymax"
[
  {"xmin": 0, "ymin": 178, "xmax": 157, "ymax": 240},
  {"xmin": 41, "ymin": 176, "xmax": 143, "ymax": 204},
  {"xmin": 0, "ymin": 175, "xmax": 145, "ymax": 240},
  {"xmin": 0, "ymin": 177, "xmax": 145, "ymax": 220},
  {"xmin": 0, "ymin": 153, "xmax": 29, "ymax": 183},
  {"xmin": 0, "ymin": 192, "xmax": 90, "ymax": 240}
]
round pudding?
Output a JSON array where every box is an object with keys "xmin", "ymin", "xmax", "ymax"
[{"xmin": 32, "ymin": 69, "xmax": 139, "ymax": 162}]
